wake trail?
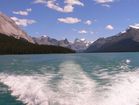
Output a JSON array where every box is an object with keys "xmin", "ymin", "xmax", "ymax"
[{"xmin": 1, "ymin": 60, "xmax": 139, "ymax": 105}]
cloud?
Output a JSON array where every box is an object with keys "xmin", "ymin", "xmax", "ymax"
[
  {"xmin": 78, "ymin": 30, "xmax": 88, "ymax": 34},
  {"xmin": 64, "ymin": 0, "xmax": 84, "ymax": 6},
  {"xmin": 26, "ymin": 8, "xmax": 32, "ymax": 12},
  {"xmin": 102, "ymin": 4, "xmax": 110, "ymax": 7},
  {"xmin": 47, "ymin": 0, "xmax": 74, "ymax": 13},
  {"xmin": 94, "ymin": 0, "xmax": 114, "ymax": 4},
  {"xmin": 58, "ymin": 17, "xmax": 81, "ymax": 24},
  {"xmin": 63, "ymin": 5, "xmax": 74, "ymax": 13},
  {"xmin": 33, "ymin": 0, "xmax": 47, "ymax": 4},
  {"xmin": 84, "ymin": 20, "xmax": 92, "ymax": 25},
  {"xmin": 94, "ymin": 0, "xmax": 114, "ymax": 7},
  {"xmin": 13, "ymin": 8, "xmax": 32, "ymax": 16},
  {"xmin": 106, "ymin": 24, "xmax": 114, "ymax": 30},
  {"xmin": 34, "ymin": 0, "xmax": 84, "ymax": 13},
  {"xmin": 73, "ymin": 29, "xmax": 96, "ymax": 35},
  {"xmin": 11, "ymin": 17, "xmax": 36, "ymax": 27}
]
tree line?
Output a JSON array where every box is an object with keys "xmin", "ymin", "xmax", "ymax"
[{"xmin": 0, "ymin": 33, "xmax": 75, "ymax": 54}]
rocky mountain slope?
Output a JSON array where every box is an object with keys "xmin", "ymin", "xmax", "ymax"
[
  {"xmin": 0, "ymin": 12, "xmax": 34, "ymax": 43},
  {"xmin": 70, "ymin": 38, "xmax": 92, "ymax": 52},
  {"xmin": 85, "ymin": 26, "xmax": 139, "ymax": 52},
  {"xmin": 0, "ymin": 13, "xmax": 75, "ymax": 54},
  {"xmin": 32, "ymin": 36, "xmax": 92, "ymax": 52},
  {"xmin": 0, "ymin": 33, "xmax": 75, "ymax": 54}
]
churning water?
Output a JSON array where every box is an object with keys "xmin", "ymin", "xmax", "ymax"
[{"xmin": 0, "ymin": 53, "xmax": 139, "ymax": 105}]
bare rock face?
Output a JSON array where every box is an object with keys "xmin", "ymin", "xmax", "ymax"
[
  {"xmin": 85, "ymin": 26, "xmax": 139, "ymax": 52},
  {"xmin": 70, "ymin": 38, "xmax": 93, "ymax": 52},
  {"xmin": 0, "ymin": 12, "xmax": 34, "ymax": 43},
  {"xmin": 32, "ymin": 35, "xmax": 59, "ymax": 46},
  {"xmin": 32, "ymin": 36, "xmax": 92, "ymax": 52}
]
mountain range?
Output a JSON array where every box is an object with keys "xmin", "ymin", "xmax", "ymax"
[
  {"xmin": 0, "ymin": 12, "xmax": 92, "ymax": 52},
  {"xmin": 0, "ymin": 13, "xmax": 75, "ymax": 54},
  {"xmin": 1, "ymin": 12, "xmax": 139, "ymax": 54},
  {"xmin": 85, "ymin": 25, "xmax": 139, "ymax": 52},
  {"xmin": 32, "ymin": 36, "xmax": 92, "ymax": 52}
]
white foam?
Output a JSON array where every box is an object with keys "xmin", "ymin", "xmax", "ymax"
[
  {"xmin": 1, "ymin": 62, "xmax": 139, "ymax": 105},
  {"xmin": 0, "ymin": 74, "xmax": 54, "ymax": 105},
  {"xmin": 98, "ymin": 71, "xmax": 139, "ymax": 105},
  {"xmin": 0, "ymin": 61, "xmax": 96, "ymax": 105},
  {"xmin": 55, "ymin": 61, "xmax": 97, "ymax": 105}
]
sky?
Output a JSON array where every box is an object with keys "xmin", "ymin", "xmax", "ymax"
[{"xmin": 0, "ymin": 0, "xmax": 139, "ymax": 41}]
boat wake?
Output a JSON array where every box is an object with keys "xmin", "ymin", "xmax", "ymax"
[{"xmin": 1, "ymin": 60, "xmax": 139, "ymax": 105}]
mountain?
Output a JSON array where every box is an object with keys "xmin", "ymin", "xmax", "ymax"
[
  {"xmin": 85, "ymin": 26, "xmax": 139, "ymax": 52},
  {"xmin": 32, "ymin": 36, "xmax": 92, "ymax": 52},
  {"xmin": 32, "ymin": 35, "xmax": 59, "ymax": 46},
  {"xmin": 0, "ymin": 13, "xmax": 75, "ymax": 54},
  {"xmin": 0, "ymin": 12, "xmax": 34, "ymax": 43},
  {"xmin": 32, "ymin": 36, "xmax": 71, "ymax": 47},
  {"xmin": 71, "ymin": 38, "xmax": 93, "ymax": 52},
  {"xmin": 0, "ymin": 33, "xmax": 75, "ymax": 54},
  {"xmin": 0, "ymin": 13, "xmax": 91, "ymax": 53},
  {"xmin": 58, "ymin": 38, "xmax": 71, "ymax": 48}
]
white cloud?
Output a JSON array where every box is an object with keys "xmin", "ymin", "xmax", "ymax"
[
  {"xmin": 26, "ymin": 8, "xmax": 32, "ymax": 12},
  {"xmin": 47, "ymin": 1, "xmax": 63, "ymax": 12},
  {"xmin": 78, "ymin": 30, "xmax": 88, "ymax": 34},
  {"xmin": 94, "ymin": 0, "xmax": 114, "ymax": 4},
  {"xmin": 63, "ymin": 5, "xmax": 74, "ymax": 13},
  {"xmin": 34, "ymin": 0, "xmax": 84, "ymax": 13},
  {"xmin": 47, "ymin": 0, "xmax": 74, "ymax": 13},
  {"xmin": 106, "ymin": 24, "xmax": 114, "ymax": 30},
  {"xmin": 102, "ymin": 4, "xmax": 110, "ymax": 7},
  {"xmin": 84, "ymin": 20, "xmax": 92, "ymax": 25},
  {"xmin": 34, "ymin": 0, "xmax": 47, "ymax": 4},
  {"xmin": 94, "ymin": 0, "xmax": 114, "ymax": 7},
  {"xmin": 64, "ymin": 0, "xmax": 84, "ymax": 6},
  {"xmin": 74, "ymin": 29, "xmax": 96, "ymax": 35},
  {"xmin": 11, "ymin": 17, "xmax": 36, "ymax": 27},
  {"xmin": 58, "ymin": 17, "xmax": 81, "ymax": 24},
  {"xmin": 13, "ymin": 8, "xmax": 32, "ymax": 16}
]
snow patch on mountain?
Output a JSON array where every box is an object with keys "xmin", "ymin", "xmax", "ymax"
[
  {"xmin": 129, "ymin": 24, "xmax": 139, "ymax": 29},
  {"xmin": 32, "ymin": 36, "xmax": 93, "ymax": 52}
]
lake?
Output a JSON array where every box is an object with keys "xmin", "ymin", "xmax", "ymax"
[{"xmin": 0, "ymin": 53, "xmax": 139, "ymax": 105}]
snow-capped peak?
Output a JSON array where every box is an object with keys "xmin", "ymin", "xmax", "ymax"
[
  {"xmin": 129, "ymin": 24, "xmax": 139, "ymax": 29},
  {"xmin": 121, "ymin": 30, "xmax": 126, "ymax": 34},
  {"xmin": 80, "ymin": 38, "xmax": 86, "ymax": 41},
  {"xmin": 74, "ymin": 38, "xmax": 86, "ymax": 43},
  {"xmin": 42, "ymin": 35, "xmax": 48, "ymax": 38}
]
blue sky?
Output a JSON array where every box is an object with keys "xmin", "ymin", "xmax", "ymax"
[{"xmin": 0, "ymin": 0, "xmax": 139, "ymax": 41}]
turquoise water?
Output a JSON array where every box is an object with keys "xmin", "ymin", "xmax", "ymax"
[{"xmin": 0, "ymin": 53, "xmax": 139, "ymax": 105}]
